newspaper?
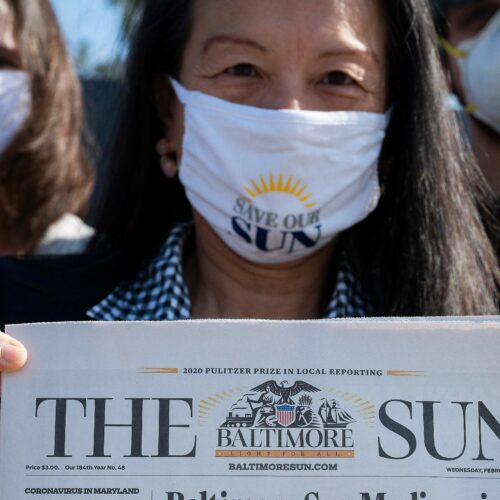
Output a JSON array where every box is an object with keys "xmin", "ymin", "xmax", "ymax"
[{"xmin": 1, "ymin": 319, "xmax": 499, "ymax": 499}]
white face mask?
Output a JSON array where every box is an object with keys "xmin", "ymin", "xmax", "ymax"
[
  {"xmin": 171, "ymin": 79, "xmax": 390, "ymax": 264},
  {"xmin": 0, "ymin": 70, "xmax": 31, "ymax": 155},
  {"xmin": 457, "ymin": 10, "xmax": 500, "ymax": 134}
]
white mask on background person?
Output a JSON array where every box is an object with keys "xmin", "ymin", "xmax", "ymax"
[
  {"xmin": 170, "ymin": 79, "xmax": 390, "ymax": 265},
  {"xmin": 0, "ymin": 70, "xmax": 31, "ymax": 155},
  {"xmin": 457, "ymin": 10, "xmax": 500, "ymax": 134}
]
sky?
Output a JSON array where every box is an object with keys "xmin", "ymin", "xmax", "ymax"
[{"xmin": 50, "ymin": 0, "xmax": 124, "ymax": 73}]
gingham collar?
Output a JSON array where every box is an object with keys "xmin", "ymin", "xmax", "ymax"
[{"xmin": 88, "ymin": 223, "xmax": 371, "ymax": 321}]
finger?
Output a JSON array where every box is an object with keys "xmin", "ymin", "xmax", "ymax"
[{"xmin": 0, "ymin": 332, "xmax": 28, "ymax": 373}]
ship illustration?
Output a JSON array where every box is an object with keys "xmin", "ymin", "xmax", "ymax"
[{"xmin": 319, "ymin": 399, "xmax": 356, "ymax": 428}]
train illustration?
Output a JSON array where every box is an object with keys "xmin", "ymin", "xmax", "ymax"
[{"xmin": 220, "ymin": 411, "xmax": 254, "ymax": 428}]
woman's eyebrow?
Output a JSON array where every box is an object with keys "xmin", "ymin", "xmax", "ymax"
[
  {"xmin": 203, "ymin": 35, "xmax": 268, "ymax": 54},
  {"xmin": 318, "ymin": 47, "xmax": 380, "ymax": 66}
]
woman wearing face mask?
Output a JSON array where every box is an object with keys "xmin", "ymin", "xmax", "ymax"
[
  {"xmin": 0, "ymin": 0, "xmax": 94, "ymax": 256},
  {"xmin": 435, "ymin": 0, "xmax": 500, "ymax": 196},
  {"xmin": 0, "ymin": 0, "xmax": 499, "ymax": 371}
]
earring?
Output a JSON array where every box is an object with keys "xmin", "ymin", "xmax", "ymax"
[
  {"xmin": 156, "ymin": 138, "xmax": 178, "ymax": 179},
  {"xmin": 160, "ymin": 156, "xmax": 178, "ymax": 179}
]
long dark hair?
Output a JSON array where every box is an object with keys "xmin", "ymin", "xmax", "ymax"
[
  {"xmin": 0, "ymin": 0, "xmax": 93, "ymax": 253},
  {"xmin": 93, "ymin": 0, "xmax": 499, "ymax": 315}
]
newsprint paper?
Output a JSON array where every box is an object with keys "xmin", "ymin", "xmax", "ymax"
[{"xmin": 1, "ymin": 319, "xmax": 499, "ymax": 500}]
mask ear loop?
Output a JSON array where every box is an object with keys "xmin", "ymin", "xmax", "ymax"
[{"xmin": 439, "ymin": 37, "xmax": 467, "ymax": 59}]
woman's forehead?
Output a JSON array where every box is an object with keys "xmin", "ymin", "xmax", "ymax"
[{"xmin": 189, "ymin": 0, "xmax": 387, "ymax": 58}]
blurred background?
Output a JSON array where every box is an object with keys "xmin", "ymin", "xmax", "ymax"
[
  {"xmin": 51, "ymin": 0, "xmax": 137, "ymax": 78},
  {"xmin": 50, "ymin": 0, "xmax": 140, "ymax": 220}
]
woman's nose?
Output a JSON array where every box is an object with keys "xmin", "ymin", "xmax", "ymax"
[{"xmin": 260, "ymin": 79, "xmax": 312, "ymax": 111}]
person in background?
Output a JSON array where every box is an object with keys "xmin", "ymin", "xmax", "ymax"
[
  {"xmin": 434, "ymin": 0, "xmax": 500, "ymax": 196},
  {"xmin": 0, "ymin": 0, "xmax": 94, "ymax": 256}
]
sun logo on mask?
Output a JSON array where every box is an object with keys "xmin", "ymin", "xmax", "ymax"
[{"xmin": 243, "ymin": 173, "xmax": 318, "ymax": 209}]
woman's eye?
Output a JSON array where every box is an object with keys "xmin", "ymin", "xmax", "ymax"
[
  {"xmin": 0, "ymin": 50, "xmax": 19, "ymax": 70},
  {"xmin": 0, "ymin": 61, "xmax": 16, "ymax": 70},
  {"xmin": 225, "ymin": 63, "xmax": 258, "ymax": 78},
  {"xmin": 470, "ymin": 6, "xmax": 497, "ymax": 22},
  {"xmin": 321, "ymin": 71, "xmax": 355, "ymax": 86},
  {"xmin": 459, "ymin": 5, "xmax": 498, "ymax": 30}
]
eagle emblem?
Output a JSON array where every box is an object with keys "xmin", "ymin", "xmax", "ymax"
[{"xmin": 250, "ymin": 380, "xmax": 320, "ymax": 404}]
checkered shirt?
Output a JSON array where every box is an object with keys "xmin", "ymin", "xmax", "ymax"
[{"xmin": 88, "ymin": 223, "xmax": 372, "ymax": 320}]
